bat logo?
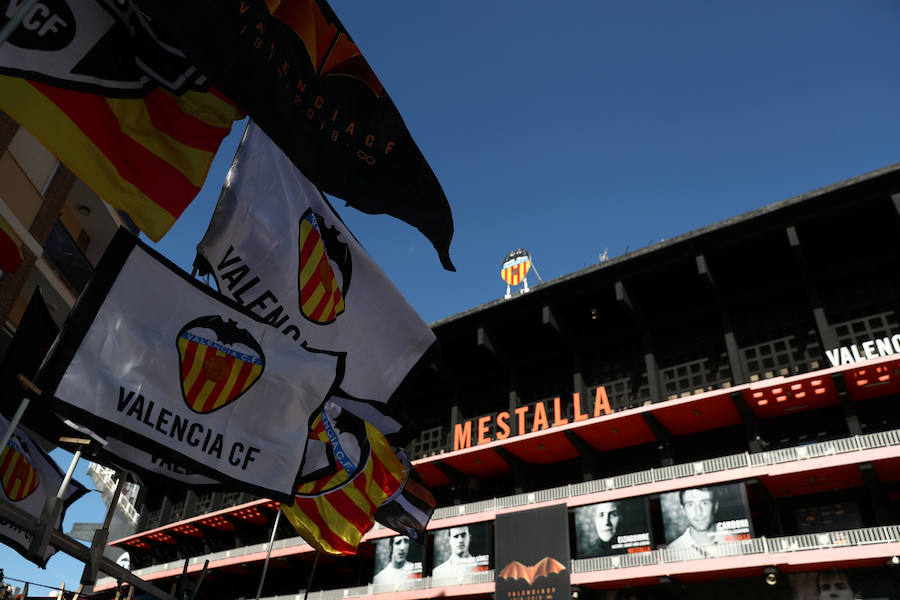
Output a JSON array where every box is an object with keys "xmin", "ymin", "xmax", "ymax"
[
  {"xmin": 295, "ymin": 404, "xmax": 370, "ymax": 496},
  {"xmin": 176, "ymin": 316, "xmax": 265, "ymax": 414},
  {"xmin": 298, "ymin": 209, "xmax": 351, "ymax": 325},
  {"xmin": 1, "ymin": 436, "xmax": 39, "ymax": 502},
  {"xmin": 265, "ymin": 0, "xmax": 386, "ymax": 98},
  {"xmin": 498, "ymin": 557, "xmax": 567, "ymax": 584}
]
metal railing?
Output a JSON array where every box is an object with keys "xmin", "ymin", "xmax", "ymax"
[{"xmin": 100, "ymin": 428, "xmax": 900, "ymax": 588}]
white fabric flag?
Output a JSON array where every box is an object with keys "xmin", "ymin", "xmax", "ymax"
[
  {"xmin": 196, "ymin": 122, "xmax": 435, "ymax": 408},
  {"xmin": 40, "ymin": 233, "xmax": 338, "ymax": 501},
  {"xmin": 0, "ymin": 414, "xmax": 88, "ymax": 567}
]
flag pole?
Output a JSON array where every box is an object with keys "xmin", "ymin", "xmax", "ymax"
[
  {"xmin": 29, "ymin": 444, "xmax": 84, "ymax": 558},
  {"xmin": 0, "ymin": 0, "xmax": 38, "ymax": 47},
  {"xmin": 254, "ymin": 509, "xmax": 282, "ymax": 600},
  {"xmin": 0, "ymin": 375, "xmax": 40, "ymax": 455},
  {"xmin": 302, "ymin": 552, "xmax": 320, "ymax": 600},
  {"xmin": 81, "ymin": 469, "xmax": 127, "ymax": 585}
]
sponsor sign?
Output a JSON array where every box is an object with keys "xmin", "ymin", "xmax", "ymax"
[
  {"xmin": 575, "ymin": 496, "xmax": 653, "ymax": 558},
  {"xmin": 495, "ymin": 504, "xmax": 570, "ymax": 600}
]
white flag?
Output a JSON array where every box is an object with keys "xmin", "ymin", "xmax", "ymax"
[
  {"xmin": 39, "ymin": 232, "xmax": 339, "ymax": 500},
  {"xmin": 196, "ymin": 122, "xmax": 435, "ymax": 408},
  {"xmin": 0, "ymin": 414, "xmax": 88, "ymax": 566}
]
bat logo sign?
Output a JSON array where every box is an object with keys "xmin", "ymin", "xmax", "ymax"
[
  {"xmin": 498, "ymin": 557, "xmax": 567, "ymax": 585},
  {"xmin": 176, "ymin": 316, "xmax": 265, "ymax": 414},
  {"xmin": 298, "ymin": 209, "xmax": 351, "ymax": 325},
  {"xmin": 1, "ymin": 437, "xmax": 39, "ymax": 502}
]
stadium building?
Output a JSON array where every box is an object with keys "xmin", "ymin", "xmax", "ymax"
[{"xmin": 83, "ymin": 164, "xmax": 900, "ymax": 600}]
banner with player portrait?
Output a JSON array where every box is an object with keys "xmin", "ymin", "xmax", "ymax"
[
  {"xmin": 429, "ymin": 522, "xmax": 492, "ymax": 581},
  {"xmin": 660, "ymin": 482, "xmax": 753, "ymax": 550},
  {"xmin": 574, "ymin": 496, "xmax": 653, "ymax": 558},
  {"xmin": 371, "ymin": 534, "xmax": 424, "ymax": 586}
]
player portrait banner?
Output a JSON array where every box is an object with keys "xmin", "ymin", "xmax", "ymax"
[
  {"xmin": 195, "ymin": 123, "xmax": 435, "ymax": 412},
  {"xmin": 372, "ymin": 534, "xmax": 424, "ymax": 586},
  {"xmin": 0, "ymin": 0, "xmax": 242, "ymax": 241},
  {"xmin": 0, "ymin": 414, "xmax": 88, "ymax": 567},
  {"xmin": 495, "ymin": 504, "xmax": 570, "ymax": 600},
  {"xmin": 133, "ymin": 0, "xmax": 455, "ymax": 270},
  {"xmin": 36, "ymin": 229, "xmax": 340, "ymax": 501},
  {"xmin": 574, "ymin": 496, "xmax": 653, "ymax": 558},
  {"xmin": 660, "ymin": 482, "xmax": 753, "ymax": 552},
  {"xmin": 430, "ymin": 522, "xmax": 491, "ymax": 581}
]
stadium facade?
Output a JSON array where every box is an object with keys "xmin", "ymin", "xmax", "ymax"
[{"xmin": 84, "ymin": 164, "xmax": 900, "ymax": 599}]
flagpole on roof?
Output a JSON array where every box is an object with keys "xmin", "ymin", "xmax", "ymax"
[
  {"xmin": 254, "ymin": 509, "xmax": 282, "ymax": 600},
  {"xmin": 0, "ymin": 0, "xmax": 38, "ymax": 47}
]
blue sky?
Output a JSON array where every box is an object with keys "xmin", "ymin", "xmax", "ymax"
[{"xmin": 4, "ymin": 1, "xmax": 900, "ymax": 594}]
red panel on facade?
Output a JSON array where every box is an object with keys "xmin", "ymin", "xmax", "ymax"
[
  {"xmin": 441, "ymin": 448, "xmax": 510, "ymax": 479},
  {"xmin": 502, "ymin": 430, "xmax": 579, "ymax": 464},
  {"xmin": 844, "ymin": 359, "xmax": 900, "ymax": 401},
  {"xmin": 575, "ymin": 412, "xmax": 657, "ymax": 451},
  {"xmin": 872, "ymin": 457, "xmax": 900, "ymax": 482},
  {"xmin": 740, "ymin": 374, "xmax": 838, "ymax": 419},
  {"xmin": 651, "ymin": 391, "xmax": 743, "ymax": 436},
  {"xmin": 414, "ymin": 462, "xmax": 451, "ymax": 487}
]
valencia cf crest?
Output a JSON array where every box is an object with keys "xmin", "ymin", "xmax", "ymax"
[
  {"xmin": 1, "ymin": 437, "xmax": 39, "ymax": 502},
  {"xmin": 296, "ymin": 402, "xmax": 370, "ymax": 496},
  {"xmin": 298, "ymin": 209, "xmax": 352, "ymax": 325},
  {"xmin": 176, "ymin": 316, "xmax": 265, "ymax": 414}
]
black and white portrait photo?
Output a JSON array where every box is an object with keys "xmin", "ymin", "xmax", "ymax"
[
  {"xmin": 575, "ymin": 497, "xmax": 653, "ymax": 558},
  {"xmin": 430, "ymin": 522, "xmax": 492, "ymax": 580},
  {"xmin": 661, "ymin": 482, "xmax": 753, "ymax": 551},
  {"xmin": 371, "ymin": 534, "xmax": 424, "ymax": 585}
]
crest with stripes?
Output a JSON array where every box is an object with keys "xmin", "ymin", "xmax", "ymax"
[
  {"xmin": 298, "ymin": 210, "xmax": 348, "ymax": 324},
  {"xmin": 1, "ymin": 436, "xmax": 39, "ymax": 502},
  {"xmin": 500, "ymin": 249, "xmax": 532, "ymax": 286},
  {"xmin": 176, "ymin": 316, "xmax": 265, "ymax": 414}
]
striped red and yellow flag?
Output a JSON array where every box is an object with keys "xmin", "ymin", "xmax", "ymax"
[
  {"xmin": 0, "ymin": 76, "xmax": 242, "ymax": 241},
  {"xmin": 281, "ymin": 418, "xmax": 405, "ymax": 555},
  {"xmin": 1, "ymin": 440, "xmax": 39, "ymax": 502},
  {"xmin": 177, "ymin": 331, "xmax": 263, "ymax": 414},
  {"xmin": 0, "ymin": 214, "xmax": 23, "ymax": 273},
  {"xmin": 298, "ymin": 211, "xmax": 345, "ymax": 324}
]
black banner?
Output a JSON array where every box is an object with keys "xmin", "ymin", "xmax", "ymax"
[
  {"xmin": 495, "ymin": 504, "xmax": 570, "ymax": 600},
  {"xmin": 132, "ymin": 0, "xmax": 455, "ymax": 270},
  {"xmin": 574, "ymin": 496, "xmax": 653, "ymax": 558}
]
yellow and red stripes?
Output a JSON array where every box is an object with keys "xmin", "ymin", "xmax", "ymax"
[
  {"xmin": 501, "ymin": 259, "xmax": 531, "ymax": 286},
  {"xmin": 299, "ymin": 213, "xmax": 345, "ymax": 323},
  {"xmin": 0, "ymin": 76, "xmax": 242, "ymax": 241},
  {"xmin": 1, "ymin": 444, "xmax": 38, "ymax": 502},
  {"xmin": 177, "ymin": 333, "xmax": 262, "ymax": 413},
  {"xmin": 281, "ymin": 422, "xmax": 405, "ymax": 555}
]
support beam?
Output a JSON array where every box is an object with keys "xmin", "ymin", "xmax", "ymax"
[
  {"xmin": 696, "ymin": 254, "xmax": 747, "ymax": 384},
  {"xmin": 786, "ymin": 226, "xmax": 838, "ymax": 351},
  {"xmin": 729, "ymin": 392, "xmax": 765, "ymax": 453},
  {"xmin": 859, "ymin": 462, "xmax": 892, "ymax": 525},
  {"xmin": 617, "ymin": 280, "xmax": 663, "ymax": 404},
  {"xmin": 494, "ymin": 447, "xmax": 528, "ymax": 494},
  {"xmin": 640, "ymin": 412, "xmax": 673, "ymax": 466},
  {"xmin": 831, "ymin": 372, "xmax": 862, "ymax": 436},
  {"xmin": 747, "ymin": 478, "xmax": 782, "ymax": 536},
  {"xmin": 563, "ymin": 431, "xmax": 599, "ymax": 481},
  {"xmin": 432, "ymin": 461, "xmax": 469, "ymax": 502},
  {"xmin": 477, "ymin": 327, "xmax": 512, "ymax": 367}
]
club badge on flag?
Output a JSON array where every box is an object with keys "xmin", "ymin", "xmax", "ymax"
[
  {"xmin": 177, "ymin": 316, "xmax": 265, "ymax": 413},
  {"xmin": 36, "ymin": 229, "xmax": 341, "ymax": 501},
  {"xmin": 0, "ymin": 414, "xmax": 88, "ymax": 567},
  {"xmin": 298, "ymin": 210, "xmax": 346, "ymax": 324},
  {"xmin": 1, "ymin": 437, "xmax": 39, "ymax": 502}
]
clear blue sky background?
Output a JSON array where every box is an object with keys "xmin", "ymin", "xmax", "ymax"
[{"xmin": 4, "ymin": 1, "xmax": 900, "ymax": 594}]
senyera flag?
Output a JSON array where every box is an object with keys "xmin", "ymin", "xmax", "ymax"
[
  {"xmin": 0, "ymin": 413, "xmax": 89, "ymax": 567},
  {"xmin": 0, "ymin": 0, "xmax": 242, "ymax": 241},
  {"xmin": 133, "ymin": 0, "xmax": 454, "ymax": 269},
  {"xmin": 281, "ymin": 401, "xmax": 407, "ymax": 555},
  {"xmin": 35, "ymin": 229, "xmax": 340, "ymax": 501}
]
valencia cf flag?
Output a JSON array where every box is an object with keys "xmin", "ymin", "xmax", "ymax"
[
  {"xmin": 0, "ymin": 1, "xmax": 242, "ymax": 241},
  {"xmin": 35, "ymin": 229, "xmax": 340, "ymax": 501},
  {"xmin": 280, "ymin": 401, "xmax": 406, "ymax": 555},
  {"xmin": 196, "ymin": 123, "xmax": 435, "ymax": 415},
  {"xmin": 132, "ymin": 0, "xmax": 454, "ymax": 269},
  {"xmin": 0, "ymin": 413, "xmax": 88, "ymax": 567}
]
